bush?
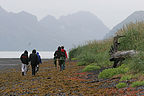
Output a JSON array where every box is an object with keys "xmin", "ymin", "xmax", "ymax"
[
  {"xmin": 129, "ymin": 53, "xmax": 144, "ymax": 73},
  {"xmin": 131, "ymin": 81, "xmax": 144, "ymax": 87},
  {"xmin": 82, "ymin": 64, "xmax": 101, "ymax": 72},
  {"xmin": 71, "ymin": 58, "xmax": 78, "ymax": 61},
  {"xmin": 98, "ymin": 65, "xmax": 128, "ymax": 79},
  {"xmin": 69, "ymin": 47, "xmax": 81, "ymax": 60},
  {"xmin": 120, "ymin": 75, "xmax": 132, "ymax": 81},
  {"xmin": 117, "ymin": 22, "xmax": 144, "ymax": 51},
  {"xmin": 77, "ymin": 61, "xmax": 88, "ymax": 66},
  {"xmin": 69, "ymin": 39, "xmax": 113, "ymax": 68},
  {"xmin": 78, "ymin": 52, "xmax": 97, "ymax": 64},
  {"xmin": 116, "ymin": 83, "xmax": 127, "ymax": 88}
]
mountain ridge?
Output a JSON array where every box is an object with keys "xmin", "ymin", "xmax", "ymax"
[
  {"xmin": 0, "ymin": 7, "xmax": 109, "ymax": 51},
  {"xmin": 105, "ymin": 11, "xmax": 144, "ymax": 38}
]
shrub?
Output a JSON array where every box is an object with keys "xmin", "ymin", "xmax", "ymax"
[
  {"xmin": 131, "ymin": 81, "xmax": 144, "ymax": 87},
  {"xmin": 71, "ymin": 58, "xmax": 78, "ymax": 61},
  {"xmin": 78, "ymin": 52, "xmax": 96, "ymax": 64},
  {"xmin": 82, "ymin": 64, "xmax": 101, "ymax": 72},
  {"xmin": 98, "ymin": 65, "xmax": 128, "ymax": 79},
  {"xmin": 69, "ymin": 39, "xmax": 113, "ymax": 68},
  {"xmin": 69, "ymin": 47, "xmax": 81, "ymax": 60},
  {"xmin": 77, "ymin": 61, "xmax": 88, "ymax": 66},
  {"xmin": 116, "ymin": 83, "xmax": 127, "ymax": 88},
  {"xmin": 117, "ymin": 22, "xmax": 144, "ymax": 51},
  {"xmin": 120, "ymin": 75, "xmax": 132, "ymax": 81},
  {"xmin": 129, "ymin": 53, "xmax": 144, "ymax": 73}
]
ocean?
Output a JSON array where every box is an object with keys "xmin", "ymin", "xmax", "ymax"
[{"xmin": 0, "ymin": 51, "xmax": 54, "ymax": 59}]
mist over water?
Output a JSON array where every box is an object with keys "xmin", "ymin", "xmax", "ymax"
[{"xmin": 0, "ymin": 51, "xmax": 54, "ymax": 59}]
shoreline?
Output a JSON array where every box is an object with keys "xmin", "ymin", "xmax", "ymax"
[{"xmin": 0, "ymin": 58, "xmax": 50, "ymax": 71}]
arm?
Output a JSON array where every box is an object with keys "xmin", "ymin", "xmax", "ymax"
[
  {"xmin": 65, "ymin": 50, "xmax": 68, "ymax": 58},
  {"xmin": 39, "ymin": 56, "xmax": 42, "ymax": 64}
]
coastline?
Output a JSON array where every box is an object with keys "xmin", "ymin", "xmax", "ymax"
[{"xmin": 0, "ymin": 58, "xmax": 50, "ymax": 71}]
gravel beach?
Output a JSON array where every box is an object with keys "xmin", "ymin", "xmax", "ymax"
[{"xmin": 0, "ymin": 60, "xmax": 144, "ymax": 95}]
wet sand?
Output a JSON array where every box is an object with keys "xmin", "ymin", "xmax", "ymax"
[
  {"xmin": 0, "ymin": 58, "xmax": 21, "ymax": 71},
  {"xmin": 0, "ymin": 58, "xmax": 49, "ymax": 71}
]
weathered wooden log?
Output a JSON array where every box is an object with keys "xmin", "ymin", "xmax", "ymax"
[
  {"xmin": 109, "ymin": 35, "xmax": 125, "ymax": 56},
  {"xmin": 110, "ymin": 50, "xmax": 137, "ymax": 68},
  {"xmin": 111, "ymin": 50, "xmax": 137, "ymax": 59}
]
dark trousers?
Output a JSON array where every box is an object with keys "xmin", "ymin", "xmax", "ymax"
[
  {"xmin": 59, "ymin": 60, "xmax": 65, "ymax": 71},
  {"xmin": 31, "ymin": 65, "xmax": 36, "ymax": 75}
]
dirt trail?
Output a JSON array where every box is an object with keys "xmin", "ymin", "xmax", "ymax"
[{"xmin": 0, "ymin": 60, "xmax": 144, "ymax": 96}]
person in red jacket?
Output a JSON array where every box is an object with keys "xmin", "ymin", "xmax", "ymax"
[{"xmin": 61, "ymin": 46, "xmax": 68, "ymax": 70}]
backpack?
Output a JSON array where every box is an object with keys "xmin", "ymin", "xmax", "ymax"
[
  {"xmin": 61, "ymin": 51, "xmax": 66, "ymax": 58},
  {"xmin": 20, "ymin": 54, "xmax": 28, "ymax": 64}
]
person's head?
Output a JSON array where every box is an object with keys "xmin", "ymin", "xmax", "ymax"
[
  {"xmin": 24, "ymin": 50, "xmax": 28, "ymax": 54},
  {"xmin": 61, "ymin": 46, "xmax": 64, "ymax": 49},
  {"xmin": 32, "ymin": 49, "xmax": 36, "ymax": 54},
  {"xmin": 58, "ymin": 46, "xmax": 61, "ymax": 51},
  {"xmin": 37, "ymin": 52, "xmax": 39, "ymax": 54}
]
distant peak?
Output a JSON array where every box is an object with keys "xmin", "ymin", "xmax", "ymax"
[
  {"xmin": 0, "ymin": 6, "xmax": 7, "ymax": 13},
  {"xmin": 18, "ymin": 11, "xmax": 32, "ymax": 15},
  {"xmin": 131, "ymin": 11, "xmax": 144, "ymax": 15},
  {"xmin": 40, "ymin": 15, "xmax": 57, "ymax": 22},
  {"xmin": 17, "ymin": 11, "xmax": 37, "ymax": 19},
  {"xmin": 43, "ymin": 15, "xmax": 57, "ymax": 20}
]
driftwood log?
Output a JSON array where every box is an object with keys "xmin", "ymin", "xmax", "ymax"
[
  {"xmin": 109, "ymin": 35, "xmax": 137, "ymax": 68},
  {"xmin": 110, "ymin": 50, "xmax": 137, "ymax": 68},
  {"xmin": 111, "ymin": 50, "xmax": 137, "ymax": 59}
]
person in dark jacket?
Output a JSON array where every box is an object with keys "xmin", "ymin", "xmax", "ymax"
[
  {"xmin": 61, "ymin": 46, "xmax": 67, "ymax": 70},
  {"xmin": 36, "ymin": 52, "xmax": 42, "ymax": 72},
  {"xmin": 20, "ymin": 50, "xmax": 29, "ymax": 76},
  {"xmin": 29, "ymin": 49, "xmax": 39, "ymax": 76},
  {"xmin": 54, "ymin": 46, "xmax": 64, "ymax": 71}
]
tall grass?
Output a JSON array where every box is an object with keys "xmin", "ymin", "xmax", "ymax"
[
  {"xmin": 69, "ymin": 39, "xmax": 113, "ymax": 67},
  {"xmin": 117, "ymin": 22, "xmax": 144, "ymax": 51},
  {"xmin": 116, "ymin": 22, "xmax": 144, "ymax": 73},
  {"xmin": 69, "ymin": 21, "xmax": 144, "ymax": 73}
]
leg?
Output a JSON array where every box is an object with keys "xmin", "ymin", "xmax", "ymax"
[
  {"xmin": 31, "ymin": 65, "xmax": 36, "ymax": 76},
  {"xmin": 54, "ymin": 59, "xmax": 57, "ymax": 67},
  {"xmin": 63, "ymin": 60, "xmax": 66, "ymax": 70},
  {"xmin": 24, "ymin": 64, "xmax": 27, "ymax": 75},
  {"xmin": 36, "ymin": 64, "xmax": 39, "ymax": 73},
  {"xmin": 21, "ymin": 64, "xmax": 25, "ymax": 76},
  {"xmin": 56, "ymin": 59, "xmax": 59, "ymax": 71},
  {"xmin": 59, "ymin": 63, "xmax": 62, "ymax": 71},
  {"xmin": 59, "ymin": 60, "xmax": 64, "ymax": 71}
]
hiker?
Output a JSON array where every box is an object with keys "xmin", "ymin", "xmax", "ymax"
[
  {"xmin": 29, "ymin": 49, "xmax": 39, "ymax": 76},
  {"xmin": 54, "ymin": 46, "xmax": 64, "ymax": 71},
  {"xmin": 36, "ymin": 52, "xmax": 42, "ymax": 72},
  {"xmin": 20, "ymin": 50, "xmax": 29, "ymax": 76},
  {"xmin": 61, "ymin": 46, "xmax": 67, "ymax": 70}
]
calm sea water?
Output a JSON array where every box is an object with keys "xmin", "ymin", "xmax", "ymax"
[{"xmin": 0, "ymin": 51, "xmax": 54, "ymax": 59}]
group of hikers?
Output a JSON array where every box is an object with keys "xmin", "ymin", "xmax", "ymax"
[
  {"xmin": 20, "ymin": 49, "xmax": 42, "ymax": 76},
  {"xmin": 20, "ymin": 46, "xmax": 67, "ymax": 76},
  {"xmin": 54, "ymin": 46, "xmax": 68, "ymax": 71}
]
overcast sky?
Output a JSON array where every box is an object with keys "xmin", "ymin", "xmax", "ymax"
[{"xmin": 0, "ymin": 0, "xmax": 143, "ymax": 29}]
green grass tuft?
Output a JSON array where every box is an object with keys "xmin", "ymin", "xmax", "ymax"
[
  {"xmin": 98, "ymin": 64, "xmax": 128, "ymax": 79},
  {"xmin": 120, "ymin": 75, "xmax": 132, "ymax": 81},
  {"xmin": 82, "ymin": 64, "xmax": 101, "ymax": 72},
  {"xmin": 116, "ymin": 83, "xmax": 127, "ymax": 88},
  {"xmin": 131, "ymin": 81, "xmax": 144, "ymax": 87}
]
